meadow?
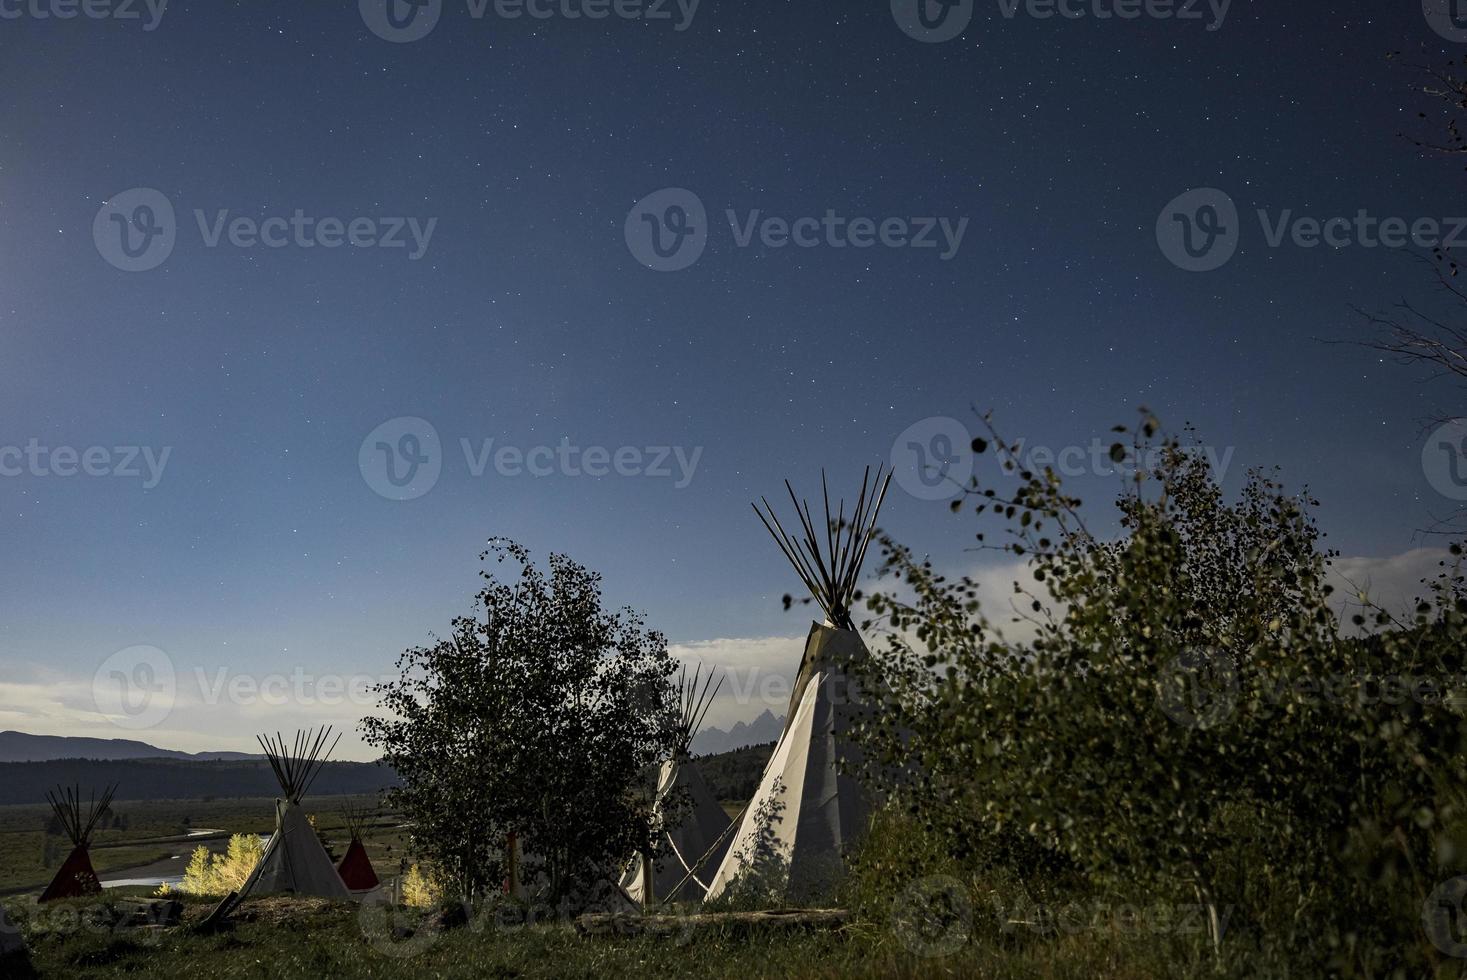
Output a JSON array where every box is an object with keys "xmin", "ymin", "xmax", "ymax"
[{"xmin": 0, "ymin": 795, "xmax": 398, "ymax": 896}]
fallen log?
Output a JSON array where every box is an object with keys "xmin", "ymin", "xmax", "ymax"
[{"xmin": 575, "ymin": 908, "xmax": 850, "ymax": 938}]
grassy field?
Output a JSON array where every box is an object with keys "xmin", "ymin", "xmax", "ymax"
[
  {"xmin": 0, "ymin": 803, "xmax": 1240, "ymax": 979},
  {"xmin": 0, "ymin": 891, "xmax": 1231, "ymax": 980},
  {"xmin": 0, "ymin": 795, "xmax": 402, "ymax": 896}
]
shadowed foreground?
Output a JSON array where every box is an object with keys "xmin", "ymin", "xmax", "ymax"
[{"xmin": 2, "ymin": 892, "xmax": 1225, "ymax": 980}]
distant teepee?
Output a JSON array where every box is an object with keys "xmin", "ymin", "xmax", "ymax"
[
  {"xmin": 39, "ymin": 782, "xmax": 116, "ymax": 903},
  {"xmin": 336, "ymin": 801, "xmax": 381, "ymax": 893},
  {"xmin": 620, "ymin": 664, "xmax": 732, "ymax": 905},
  {"xmin": 704, "ymin": 467, "xmax": 890, "ymax": 904},
  {"xmin": 238, "ymin": 727, "xmax": 351, "ymax": 900}
]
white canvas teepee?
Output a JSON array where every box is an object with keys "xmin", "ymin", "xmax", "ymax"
[
  {"xmin": 620, "ymin": 666, "xmax": 732, "ymax": 905},
  {"xmin": 704, "ymin": 468, "xmax": 890, "ymax": 905},
  {"xmin": 239, "ymin": 727, "xmax": 351, "ymax": 901}
]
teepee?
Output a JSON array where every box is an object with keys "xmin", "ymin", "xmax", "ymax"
[
  {"xmin": 620, "ymin": 665, "xmax": 732, "ymax": 905},
  {"xmin": 336, "ymin": 802, "xmax": 380, "ymax": 893},
  {"xmin": 238, "ymin": 727, "xmax": 351, "ymax": 900},
  {"xmin": 39, "ymin": 783, "xmax": 116, "ymax": 903},
  {"xmin": 704, "ymin": 467, "xmax": 891, "ymax": 904}
]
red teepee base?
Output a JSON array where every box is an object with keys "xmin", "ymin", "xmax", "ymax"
[
  {"xmin": 337, "ymin": 838, "xmax": 379, "ymax": 891},
  {"xmin": 39, "ymin": 845, "xmax": 102, "ymax": 903}
]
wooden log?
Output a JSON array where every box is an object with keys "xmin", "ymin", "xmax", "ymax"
[{"xmin": 575, "ymin": 908, "xmax": 850, "ymax": 938}]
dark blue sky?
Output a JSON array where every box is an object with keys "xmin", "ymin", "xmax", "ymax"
[{"xmin": 0, "ymin": 0, "xmax": 1459, "ymax": 753}]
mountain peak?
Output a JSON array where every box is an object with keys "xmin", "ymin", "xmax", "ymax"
[{"xmin": 688, "ymin": 711, "xmax": 785, "ymax": 757}]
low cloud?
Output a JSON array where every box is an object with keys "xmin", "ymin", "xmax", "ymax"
[
  {"xmin": 668, "ymin": 634, "xmax": 805, "ymax": 728},
  {"xmin": 1329, "ymin": 547, "xmax": 1457, "ymax": 623}
]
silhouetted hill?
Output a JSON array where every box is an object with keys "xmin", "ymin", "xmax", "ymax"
[
  {"xmin": 696, "ymin": 741, "xmax": 775, "ymax": 804},
  {"xmin": 0, "ymin": 731, "xmax": 260, "ymax": 763},
  {"xmin": 0, "ymin": 757, "xmax": 398, "ymax": 806}
]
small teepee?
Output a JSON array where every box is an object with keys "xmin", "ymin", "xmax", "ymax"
[
  {"xmin": 704, "ymin": 467, "xmax": 891, "ymax": 904},
  {"xmin": 39, "ymin": 783, "xmax": 116, "ymax": 903},
  {"xmin": 621, "ymin": 665, "xmax": 732, "ymax": 905},
  {"xmin": 239, "ymin": 727, "xmax": 351, "ymax": 900},
  {"xmin": 336, "ymin": 802, "xmax": 380, "ymax": 893}
]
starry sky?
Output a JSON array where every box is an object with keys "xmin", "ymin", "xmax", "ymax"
[{"xmin": 0, "ymin": 0, "xmax": 1461, "ymax": 756}]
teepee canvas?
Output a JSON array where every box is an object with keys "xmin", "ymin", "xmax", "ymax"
[
  {"xmin": 39, "ymin": 783, "xmax": 116, "ymax": 903},
  {"xmin": 621, "ymin": 665, "xmax": 732, "ymax": 905},
  {"xmin": 704, "ymin": 468, "xmax": 890, "ymax": 905},
  {"xmin": 239, "ymin": 728, "xmax": 351, "ymax": 900},
  {"xmin": 336, "ymin": 802, "xmax": 380, "ymax": 893}
]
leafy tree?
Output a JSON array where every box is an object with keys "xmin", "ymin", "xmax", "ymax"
[
  {"xmin": 362, "ymin": 539, "xmax": 681, "ymax": 904},
  {"xmin": 857, "ymin": 412, "xmax": 1467, "ymax": 975},
  {"xmin": 178, "ymin": 833, "xmax": 265, "ymax": 896}
]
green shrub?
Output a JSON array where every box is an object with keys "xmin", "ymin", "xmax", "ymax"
[{"xmin": 857, "ymin": 414, "xmax": 1467, "ymax": 977}]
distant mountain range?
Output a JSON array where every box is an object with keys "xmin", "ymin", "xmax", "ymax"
[
  {"xmin": 690, "ymin": 709, "xmax": 784, "ymax": 756},
  {"xmin": 0, "ymin": 730, "xmax": 261, "ymax": 763}
]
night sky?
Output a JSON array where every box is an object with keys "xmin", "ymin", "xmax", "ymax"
[{"xmin": 1, "ymin": 0, "xmax": 1460, "ymax": 755}]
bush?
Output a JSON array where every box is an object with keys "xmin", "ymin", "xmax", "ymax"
[
  {"xmin": 177, "ymin": 834, "xmax": 265, "ymax": 896},
  {"xmin": 857, "ymin": 414, "xmax": 1467, "ymax": 976}
]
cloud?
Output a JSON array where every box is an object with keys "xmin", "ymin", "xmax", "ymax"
[
  {"xmin": 4, "ymin": 547, "xmax": 1450, "ymax": 762},
  {"xmin": 668, "ymin": 635, "xmax": 805, "ymax": 728},
  {"xmin": 1329, "ymin": 547, "xmax": 1456, "ymax": 621}
]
